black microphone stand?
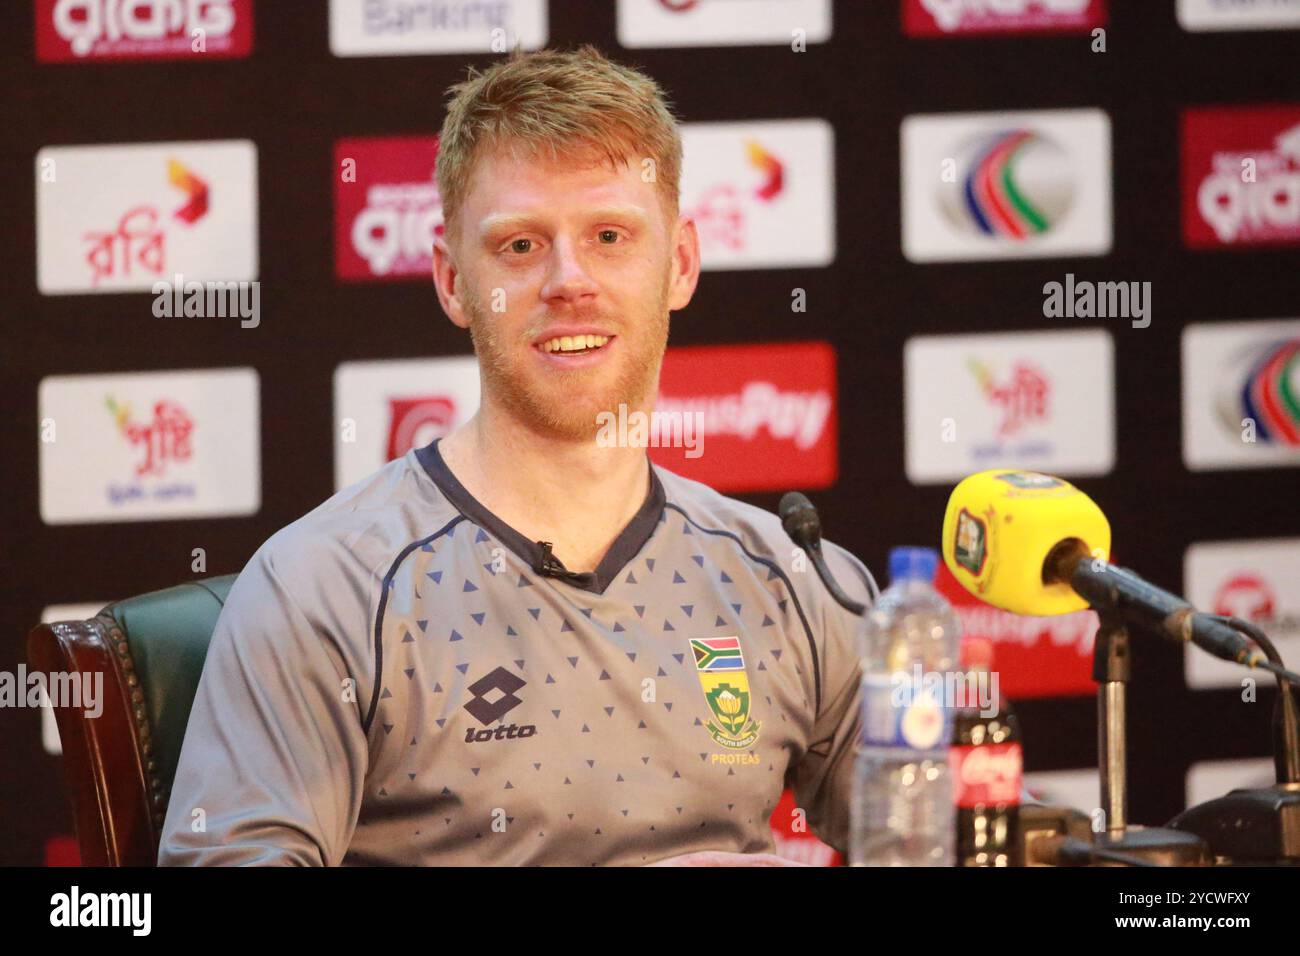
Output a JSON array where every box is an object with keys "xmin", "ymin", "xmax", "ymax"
[
  {"xmin": 1166, "ymin": 616, "xmax": 1300, "ymax": 864},
  {"xmin": 1049, "ymin": 544, "xmax": 1299, "ymax": 865}
]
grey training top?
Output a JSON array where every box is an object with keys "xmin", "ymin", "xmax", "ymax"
[{"xmin": 158, "ymin": 439, "xmax": 874, "ymax": 866}]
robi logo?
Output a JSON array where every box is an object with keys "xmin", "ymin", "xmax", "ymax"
[
  {"xmin": 1213, "ymin": 574, "xmax": 1275, "ymax": 623},
  {"xmin": 462, "ymin": 667, "xmax": 537, "ymax": 744}
]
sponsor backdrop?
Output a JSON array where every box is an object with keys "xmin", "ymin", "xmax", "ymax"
[{"xmin": 2, "ymin": 0, "xmax": 1298, "ymax": 866}]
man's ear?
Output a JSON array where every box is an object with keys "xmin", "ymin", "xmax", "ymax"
[
  {"xmin": 432, "ymin": 232, "xmax": 471, "ymax": 330},
  {"xmin": 667, "ymin": 214, "xmax": 701, "ymax": 313}
]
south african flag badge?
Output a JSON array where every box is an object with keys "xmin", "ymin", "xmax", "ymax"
[{"xmin": 689, "ymin": 637, "xmax": 761, "ymax": 749}]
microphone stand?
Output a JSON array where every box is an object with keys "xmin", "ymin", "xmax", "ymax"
[
  {"xmin": 1095, "ymin": 611, "xmax": 1129, "ymax": 834},
  {"xmin": 1031, "ymin": 547, "xmax": 1206, "ymax": 864},
  {"xmin": 1088, "ymin": 609, "xmax": 1209, "ymax": 865},
  {"xmin": 1060, "ymin": 549, "xmax": 1298, "ymax": 864},
  {"xmin": 1165, "ymin": 616, "xmax": 1300, "ymax": 863}
]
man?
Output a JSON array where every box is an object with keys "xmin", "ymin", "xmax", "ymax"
[{"xmin": 159, "ymin": 45, "xmax": 875, "ymax": 866}]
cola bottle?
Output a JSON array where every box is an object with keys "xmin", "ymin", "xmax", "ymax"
[{"xmin": 950, "ymin": 637, "xmax": 1023, "ymax": 867}]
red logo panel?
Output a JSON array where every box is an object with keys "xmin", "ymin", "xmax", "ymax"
[
  {"xmin": 334, "ymin": 136, "xmax": 443, "ymax": 282},
  {"xmin": 769, "ymin": 789, "xmax": 841, "ymax": 866},
  {"xmin": 651, "ymin": 341, "xmax": 838, "ymax": 493},
  {"xmin": 935, "ymin": 562, "xmax": 1098, "ymax": 699},
  {"xmin": 1182, "ymin": 105, "xmax": 1300, "ymax": 249},
  {"xmin": 902, "ymin": 0, "xmax": 1106, "ymax": 37},
  {"xmin": 36, "ymin": 0, "xmax": 253, "ymax": 62}
]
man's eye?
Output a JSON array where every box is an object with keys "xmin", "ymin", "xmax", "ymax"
[
  {"xmin": 597, "ymin": 229, "xmax": 620, "ymax": 244},
  {"xmin": 509, "ymin": 238, "xmax": 533, "ymax": 254}
]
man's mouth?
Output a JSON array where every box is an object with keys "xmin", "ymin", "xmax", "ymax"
[{"xmin": 537, "ymin": 334, "xmax": 612, "ymax": 356}]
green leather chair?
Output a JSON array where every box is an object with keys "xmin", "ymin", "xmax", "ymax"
[{"xmin": 27, "ymin": 575, "xmax": 237, "ymax": 866}]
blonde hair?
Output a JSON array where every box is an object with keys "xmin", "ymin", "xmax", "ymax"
[{"xmin": 436, "ymin": 44, "xmax": 683, "ymax": 239}]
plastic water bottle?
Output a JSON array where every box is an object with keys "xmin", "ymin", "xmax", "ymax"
[{"xmin": 850, "ymin": 547, "xmax": 961, "ymax": 866}]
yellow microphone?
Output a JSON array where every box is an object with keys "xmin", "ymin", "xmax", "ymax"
[
  {"xmin": 941, "ymin": 469, "xmax": 1263, "ymax": 669},
  {"xmin": 941, "ymin": 469, "xmax": 1111, "ymax": 616}
]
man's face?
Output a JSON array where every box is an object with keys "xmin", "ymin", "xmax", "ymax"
[{"xmin": 433, "ymin": 142, "xmax": 699, "ymax": 442}]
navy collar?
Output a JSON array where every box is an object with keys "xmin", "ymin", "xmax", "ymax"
[{"xmin": 414, "ymin": 438, "xmax": 666, "ymax": 595}]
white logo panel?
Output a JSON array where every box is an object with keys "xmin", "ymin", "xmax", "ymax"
[
  {"xmin": 36, "ymin": 140, "xmax": 257, "ymax": 295},
  {"xmin": 1182, "ymin": 319, "xmax": 1300, "ymax": 471},
  {"xmin": 904, "ymin": 328, "xmax": 1114, "ymax": 484},
  {"xmin": 329, "ymin": 0, "xmax": 547, "ymax": 56},
  {"xmin": 1185, "ymin": 538, "xmax": 1300, "ymax": 690},
  {"xmin": 617, "ymin": 0, "xmax": 831, "ymax": 47},
  {"xmin": 1177, "ymin": 0, "xmax": 1300, "ymax": 31},
  {"xmin": 681, "ymin": 119, "xmax": 835, "ymax": 271},
  {"xmin": 1024, "ymin": 768, "xmax": 1100, "ymax": 816},
  {"xmin": 901, "ymin": 109, "xmax": 1111, "ymax": 262},
  {"xmin": 1186, "ymin": 759, "xmax": 1275, "ymax": 808},
  {"xmin": 334, "ymin": 355, "xmax": 481, "ymax": 489},
  {"xmin": 39, "ymin": 368, "xmax": 261, "ymax": 524}
]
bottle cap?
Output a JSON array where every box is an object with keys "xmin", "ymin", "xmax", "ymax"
[{"xmin": 888, "ymin": 546, "xmax": 938, "ymax": 585}]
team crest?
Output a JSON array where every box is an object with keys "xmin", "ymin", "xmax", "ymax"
[
  {"xmin": 689, "ymin": 637, "xmax": 761, "ymax": 749},
  {"xmin": 953, "ymin": 507, "xmax": 988, "ymax": 575}
]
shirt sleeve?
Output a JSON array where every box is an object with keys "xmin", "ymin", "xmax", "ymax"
[
  {"xmin": 786, "ymin": 541, "xmax": 874, "ymax": 855},
  {"xmin": 157, "ymin": 543, "xmax": 372, "ymax": 866}
]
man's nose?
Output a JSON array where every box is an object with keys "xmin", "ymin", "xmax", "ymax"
[{"xmin": 540, "ymin": 235, "xmax": 599, "ymax": 304}]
